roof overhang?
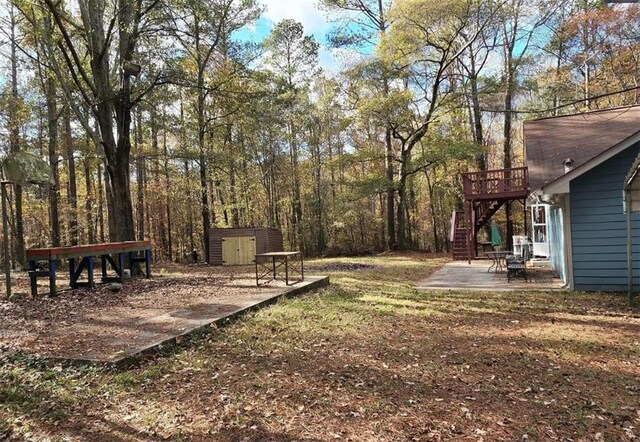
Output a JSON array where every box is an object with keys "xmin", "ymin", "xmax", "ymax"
[{"xmin": 532, "ymin": 130, "xmax": 640, "ymax": 197}]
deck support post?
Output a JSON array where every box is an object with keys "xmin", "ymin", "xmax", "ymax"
[
  {"xmin": 522, "ymin": 199, "xmax": 528, "ymax": 239},
  {"xmin": 466, "ymin": 201, "xmax": 472, "ymax": 264},
  {"xmin": 506, "ymin": 202, "xmax": 513, "ymax": 251}
]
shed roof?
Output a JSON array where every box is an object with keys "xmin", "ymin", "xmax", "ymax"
[{"xmin": 524, "ymin": 105, "xmax": 640, "ymax": 191}]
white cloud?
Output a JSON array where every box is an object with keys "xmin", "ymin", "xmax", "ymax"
[
  {"xmin": 261, "ymin": 0, "xmax": 329, "ymax": 35},
  {"xmin": 259, "ymin": 0, "xmax": 366, "ymax": 75},
  {"xmin": 319, "ymin": 46, "xmax": 368, "ymax": 75}
]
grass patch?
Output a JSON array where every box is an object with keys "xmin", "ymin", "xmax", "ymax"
[{"xmin": 1, "ymin": 253, "xmax": 639, "ymax": 441}]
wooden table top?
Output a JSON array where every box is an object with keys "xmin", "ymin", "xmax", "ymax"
[
  {"xmin": 485, "ymin": 251, "xmax": 511, "ymax": 258},
  {"xmin": 255, "ymin": 251, "xmax": 302, "ymax": 258},
  {"xmin": 26, "ymin": 241, "xmax": 151, "ymax": 260}
]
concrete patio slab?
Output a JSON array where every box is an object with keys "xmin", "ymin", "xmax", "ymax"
[
  {"xmin": 417, "ymin": 260, "xmax": 564, "ymax": 291},
  {"xmin": 1, "ymin": 274, "xmax": 329, "ymax": 365}
]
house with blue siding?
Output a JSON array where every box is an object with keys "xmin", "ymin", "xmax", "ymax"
[{"xmin": 524, "ymin": 105, "xmax": 640, "ymax": 291}]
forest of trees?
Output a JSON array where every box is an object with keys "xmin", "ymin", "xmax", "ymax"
[{"xmin": 0, "ymin": 0, "xmax": 639, "ymax": 266}]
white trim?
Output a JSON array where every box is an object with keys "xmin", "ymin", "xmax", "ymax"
[
  {"xmin": 562, "ymin": 194, "xmax": 574, "ymax": 290},
  {"xmin": 540, "ymin": 130, "xmax": 640, "ymax": 195}
]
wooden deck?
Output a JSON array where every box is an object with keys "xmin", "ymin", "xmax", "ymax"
[
  {"xmin": 453, "ymin": 167, "xmax": 530, "ymax": 261},
  {"xmin": 463, "ymin": 167, "xmax": 529, "ymax": 201}
]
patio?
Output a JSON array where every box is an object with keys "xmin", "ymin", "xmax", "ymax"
[
  {"xmin": 417, "ymin": 260, "xmax": 564, "ymax": 291},
  {"xmin": 1, "ymin": 267, "xmax": 329, "ymax": 365}
]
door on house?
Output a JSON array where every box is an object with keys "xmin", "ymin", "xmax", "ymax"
[
  {"xmin": 531, "ymin": 204, "xmax": 549, "ymax": 258},
  {"xmin": 222, "ymin": 236, "xmax": 256, "ymax": 265}
]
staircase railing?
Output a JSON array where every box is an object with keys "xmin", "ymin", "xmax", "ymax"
[
  {"xmin": 450, "ymin": 210, "xmax": 465, "ymax": 242},
  {"xmin": 463, "ymin": 167, "xmax": 529, "ymax": 199}
]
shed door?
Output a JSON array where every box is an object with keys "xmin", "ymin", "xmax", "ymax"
[{"xmin": 222, "ymin": 236, "xmax": 256, "ymax": 265}]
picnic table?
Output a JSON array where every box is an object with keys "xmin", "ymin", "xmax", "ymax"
[
  {"xmin": 26, "ymin": 241, "xmax": 152, "ymax": 297},
  {"xmin": 485, "ymin": 250, "xmax": 510, "ymax": 273},
  {"xmin": 255, "ymin": 251, "xmax": 304, "ymax": 286}
]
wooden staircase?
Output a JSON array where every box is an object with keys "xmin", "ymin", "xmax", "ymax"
[
  {"xmin": 475, "ymin": 200, "xmax": 504, "ymax": 229},
  {"xmin": 451, "ymin": 167, "xmax": 530, "ymax": 261},
  {"xmin": 452, "ymin": 219, "xmax": 468, "ymax": 260}
]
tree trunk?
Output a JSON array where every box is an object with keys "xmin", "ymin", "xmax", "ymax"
[
  {"xmin": 150, "ymin": 105, "xmax": 163, "ymax": 253},
  {"xmin": 84, "ymin": 152, "xmax": 95, "ymax": 244},
  {"xmin": 45, "ymin": 74, "xmax": 61, "ymax": 247},
  {"xmin": 106, "ymin": 150, "xmax": 136, "ymax": 242},
  {"xmin": 227, "ymin": 123, "xmax": 239, "ymax": 228},
  {"xmin": 289, "ymin": 121, "xmax": 303, "ymax": 251},
  {"xmin": 396, "ymin": 150, "xmax": 410, "ymax": 250},
  {"xmin": 425, "ymin": 170, "xmax": 440, "ymax": 252},
  {"xmin": 64, "ymin": 107, "xmax": 78, "ymax": 245},
  {"xmin": 468, "ymin": 49, "xmax": 486, "ymax": 171},
  {"xmin": 502, "ymin": 23, "xmax": 516, "ymax": 171},
  {"xmin": 216, "ymin": 179, "xmax": 228, "ymax": 226},
  {"xmin": 9, "ymin": 5, "xmax": 25, "ymax": 266},
  {"xmin": 163, "ymin": 124, "xmax": 173, "ymax": 261},
  {"xmin": 135, "ymin": 108, "xmax": 145, "ymax": 241},
  {"xmin": 503, "ymin": 62, "xmax": 514, "ymax": 170},
  {"xmin": 179, "ymin": 97, "xmax": 194, "ymax": 255},
  {"xmin": 97, "ymin": 163, "xmax": 105, "ymax": 243},
  {"xmin": 312, "ymin": 129, "xmax": 326, "ymax": 255},
  {"xmin": 199, "ymin": 141, "xmax": 211, "ymax": 261},
  {"xmin": 385, "ymin": 126, "xmax": 396, "ymax": 250}
]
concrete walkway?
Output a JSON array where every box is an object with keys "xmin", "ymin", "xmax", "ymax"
[{"xmin": 417, "ymin": 260, "xmax": 564, "ymax": 291}]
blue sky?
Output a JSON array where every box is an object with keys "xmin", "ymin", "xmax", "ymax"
[{"xmin": 238, "ymin": 0, "xmax": 351, "ymax": 73}]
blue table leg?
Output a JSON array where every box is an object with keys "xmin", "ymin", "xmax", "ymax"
[
  {"xmin": 128, "ymin": 252, "xmax": 133, "ymax": 277},
  {"xmin": 145, "ymin": 249, "xmax": 151, "ymax": 278},
  {"xmin": 117, "ymin": 252, "xmax": 125, "ymax": 280},
  {"xmin": 28, "ymin": 260, "xmax": 37, "ymax": 297},
  {"xmin": 101, "ymin": 255, "xmax": 107, "ymax": 279},
  {"xmin": 87, "ymin": 256, "xmax": 94, "ymax": 288},
  {"xmin": 69, "ymin": 258, "xmax": 76, "ymax": 288},
  {"xmin": 49, "ymin": 260, "xmax": 57, "ymax": 297}
]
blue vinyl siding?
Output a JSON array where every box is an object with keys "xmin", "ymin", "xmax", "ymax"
[
  {"xmin": 570, "ymin": 142, "xmax": 640, "ymax": 291},
  {"xmin": 548, "ymin": 206, "xmax": 567, "ymax": 283}
]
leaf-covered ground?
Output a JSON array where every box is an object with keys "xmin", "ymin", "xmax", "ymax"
[{"xmin": 1, "ymin": 253, "xmax": 639, "ymax": 441}]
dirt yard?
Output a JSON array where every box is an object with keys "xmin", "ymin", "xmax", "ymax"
[
  {"xmin": 0, "ymin": 265, "xmax": 319, "ymax": 361},
  {"xmin": 1, "ymin": 254, "xmax": 639, "ymax": 441}
]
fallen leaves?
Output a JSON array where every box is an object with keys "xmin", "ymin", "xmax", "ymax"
[{"xmin": 1, "ymin": 256, "xmax": 640, "ymax": 441}]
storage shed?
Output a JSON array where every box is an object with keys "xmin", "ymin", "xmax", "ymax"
[{"xmin": 208, "ymin": 228, "xmax": 283, "ymax": 265}]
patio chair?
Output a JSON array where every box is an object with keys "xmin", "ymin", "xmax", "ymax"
[{"xmin": 506, "ymin": 249, "xmax": 529, "ymax": 282}]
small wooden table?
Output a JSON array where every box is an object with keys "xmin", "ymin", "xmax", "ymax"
[
  {"xmin": 26, "ymin": 241, "xmax": 152, "ymax": 297},
  {"xmin": 485, "ymin": 251, "xmax": 510, "ymax": 273},
  {"xmin": 255, "ymin": 251, "xmax": 304, "ymax": 286}
]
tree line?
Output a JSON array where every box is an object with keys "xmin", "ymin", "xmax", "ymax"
[{"xmin": 0, "ymin": 0, "xmax": 639, "ymax": 266}]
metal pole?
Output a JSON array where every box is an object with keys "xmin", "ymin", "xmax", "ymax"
[{"xmin": 2, "ymin": 181, "xmax": 11, "ymax": 299}]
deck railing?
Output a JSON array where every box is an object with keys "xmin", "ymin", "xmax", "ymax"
[{"xmin": 463, "ymin": 167, "xmax": 529, "ymax": 200}]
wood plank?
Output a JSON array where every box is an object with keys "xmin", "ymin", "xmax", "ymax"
[
  {"xmin": 256, "ymin": 252, "xmax": 301, "ymax": 257},
  {"xmin": 26, "ymin": 241, "xmax": 151, "ymax": 260}
]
